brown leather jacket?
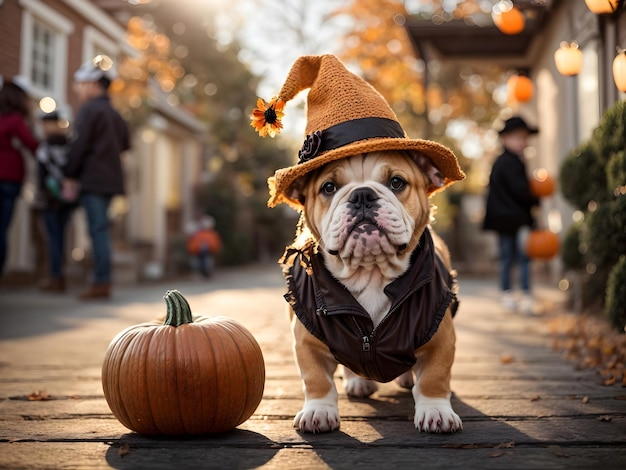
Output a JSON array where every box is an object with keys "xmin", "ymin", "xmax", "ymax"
[{"xmin": 280, "ymin": 229, "xmax": 458, "ymax": 383}]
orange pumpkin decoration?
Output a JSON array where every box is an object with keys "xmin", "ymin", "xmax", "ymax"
[
  {"xmin": 525, "ymin": 230, "xmax": 560, "ymax": 259},
  {"xmin": 102, "ymin": 290, "xmax": 265, "ymax": 435},
  {"xmin": 492, "ymin": 4, "xmax": 525, "ymax": 35},
  {"xmin": 529, "ymin": 168, "xmax": 556, "ymax": 197},
  {"xmin": 508, "ymin": 75, "xmax": 534, "ymax": 102},
  {"xmin": 554, "ymin": 42, "xmax": 583, "ymax": 76},
  {"xmin": 612, "ymin": 49, "xmax": 626, "ymax": 92}
]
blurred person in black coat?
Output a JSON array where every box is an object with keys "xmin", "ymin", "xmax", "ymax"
[
  {"xmin": 63, "ymin": 59, "xmax": 130, "ymax": 300},
  {"xmin": 483, "ymin": 116, "xmax": 539, "ymax": 313}
]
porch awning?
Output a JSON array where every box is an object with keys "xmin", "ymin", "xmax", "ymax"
[{"xmin": 404, "ymin": 2, "xmax": 553, "ymax": 67}]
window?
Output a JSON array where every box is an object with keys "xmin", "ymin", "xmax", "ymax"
[
  {"xmin": 19, "ymin": 0, "xmax": 73, "ymax": 102},
  {"xmin": 31, "ymin": 20, "xmax": 56, "ymax": 91}
]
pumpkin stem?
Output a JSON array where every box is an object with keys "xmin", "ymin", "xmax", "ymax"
[{"xmin": 163, "ymin": 290, "xmax": 194, "ymax": 326}]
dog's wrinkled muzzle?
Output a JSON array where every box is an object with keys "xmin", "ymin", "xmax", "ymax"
[{"xmin": 326, "ymin": 186, "xmax": 409, "ymax": 257}]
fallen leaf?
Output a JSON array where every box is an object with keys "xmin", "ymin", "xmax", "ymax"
[
  {"xmin": 530, "ymin": 395, "xmax": 541, "ymax": 402},
  {"xmin": 119, "ymin": 443, "xmax": 130, "ymax": 457},
  {"xmin": 495, "ymin": 441, "xmax": 515, "ymax": 448},
  {"xmin": 596, "ymin": 415, "xmax": 612, "ymax": 422},
  {"xmin": 500, "ymin": 355, "xmax": 515, "ymax": 364},
  {"xmin": 581, "ymin": 396, "xmax": 589, "ymax": 404},
  {"xmin": 489, "ymin": 452, "xmax": 506, "ymax": 458},
  {"xmin": 27, "ymin": 391, "xmax": 50, "ymax": 401},
  {"xmin": 442, "ymin": 443, "xmax": 479, "ymax": 449},
  {"xmin": 604, "ymin": 375, "xmax": 616, "ymax": 386}
]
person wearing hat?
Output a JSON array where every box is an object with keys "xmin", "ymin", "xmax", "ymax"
[
  {"xmin": 36, "ymin": 110, "xmax": 77, "ymax": 292},
  {"xmin": 483, "ymin": 116, "xmax": 540, "ymax": 313},
  {"xmin": 63, "ymin": 59, "xmax": 130, "ymax": 300},
  {"xmin": 0, "ymin": 78, "xmax": 39, "ymax": 278}
]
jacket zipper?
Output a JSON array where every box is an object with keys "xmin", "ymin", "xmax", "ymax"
[
  {"xmin": 314, "ymin": 266, "xmax": 433, "ymax": 352},
  {"xmin": 368, "ymin": 274, "xmax": 433, "ymax": 345},
  {"xmin": 351, "ymin": 317, "xmax": 371, "ymax": 352}
]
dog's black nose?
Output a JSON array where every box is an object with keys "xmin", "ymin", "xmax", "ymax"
[{"xmin": 348, "ymin": 187, "xmax": 379, "ymax": 209}]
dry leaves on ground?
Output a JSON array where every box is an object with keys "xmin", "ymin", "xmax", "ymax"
[
  {"xmin": 546, "ymin": 313, "xmax": 625, "ymax": 386},
  {"xmin": 500, "ymin": 354, "xmax": 515, "ymax": 364},
  {"xmin": 27, "ymin": 390, "xmax": 50, "ymax": 401}
]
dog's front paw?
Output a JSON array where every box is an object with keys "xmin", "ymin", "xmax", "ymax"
[
  {"xmin": 344, "ymin": 376, "xmax": 378, "ymax": 398},
  {"xmin": 414, "ymin": 397, "xmax": 463, "ymax": 433},
  {"xmin": 293, "ymin": 399, "xmax": 340, "ymax": 433}
]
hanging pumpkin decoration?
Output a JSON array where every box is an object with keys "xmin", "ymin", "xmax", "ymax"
[
  {"xmin": 492, "ymin": 2, "xmax": 525, "ymax": 35},
  {"xmin": 508, "ymin": 74, "xmax": 534, "ymax": 102},
  {"xmin": 612, "ymin": 48, "xmax": 626, "ymax": 92},
  {"xmin": 554, "ymin": 42, "xmax": 583, "ymax": 76},
  {"xmin": 526, "ymin": 230, "xmax": 560, "ymax": 259},
  {"xmin": 529, "ymin": 168, "xmax": 556, "ymax": 197},
  {"xmin": 584, "ymin": 0, "xmax": 619, "ymax": 14},
  {"xmin": 102, "ymin": 290, "xmax": 265, "ymax": 435}
]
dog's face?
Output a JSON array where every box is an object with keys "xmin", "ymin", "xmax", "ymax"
[{"xmin": 292, "ymin": 151, "xmax": 443, "ymax": 282}]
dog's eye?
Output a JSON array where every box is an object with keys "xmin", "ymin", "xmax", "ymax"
[
  {"xmin": 321, "ymin": 181, "xmax": 337, "ymax": 195},
  {"xmin": 389, "ymin": 176, "xmax": 407, "ymax": 192}
]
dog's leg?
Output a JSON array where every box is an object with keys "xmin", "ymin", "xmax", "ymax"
[
  {"xmin": 394, "ymin": 370, "xmax": 414, "ymax": 389},
  {"xmin": 342, "ymin": 365, "xmax": 378, "ymax": 397},
  {"xmin": 412, "ymin": 311, "xmax": 462, "ymax": 433},
  {"xmin": 291, "ymin": 316, "xmax": 341, "ymax": 433}
]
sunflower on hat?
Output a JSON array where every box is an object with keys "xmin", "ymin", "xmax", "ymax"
[{"xmin": 250, "ymin": 96, "xmax": 285, "ymax": 138}]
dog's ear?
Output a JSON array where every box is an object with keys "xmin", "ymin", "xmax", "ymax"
[
  {"xmin": 411, "ymin": 152, "xmax": 445, "ymax": 188},
  {"xmin": 286, "ymin": 175, "xmax": 310, "ymax": 206}
]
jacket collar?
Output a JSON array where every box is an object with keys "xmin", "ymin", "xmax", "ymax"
[{"xmin": 287, "ymin": 229, "xmax": 436, "ymax": 316}]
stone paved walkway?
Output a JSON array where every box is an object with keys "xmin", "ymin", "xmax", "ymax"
[{"xmin": 1, "ymin": 264, "xmax": 624, "ymax": 469}]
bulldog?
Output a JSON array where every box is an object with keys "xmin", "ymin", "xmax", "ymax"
[{"xmin": 279, "ymin": 150, "xmax": 462, "ymax": 434}]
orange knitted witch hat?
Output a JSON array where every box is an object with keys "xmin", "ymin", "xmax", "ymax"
[{"xmin": 250, "ymin": 54, "xmax": 465, "ymax": 210}]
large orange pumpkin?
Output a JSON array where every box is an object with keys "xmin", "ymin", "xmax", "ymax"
[
  {"xmin": 529, "ymin": 169, "xmax": 556, "ymax": 197},
  {"xmin": 526, "ymin": 230, "xmax": 560, "ymax": 260},
  {"xmin": 102, "ymin": 290, "xmax": 265, "ymax": 435}
]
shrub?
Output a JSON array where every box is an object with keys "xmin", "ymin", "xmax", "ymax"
[
  {"xmin": 586, "ymin": 201, "xmax": 620, "ymax": 272},
  {"xmin": 594, "ymin": 100, "xmax": 626, "ymax": 160},
  {"xmin": 559, "ymin": 101, "xmax": 626, "ymax": 330},
  {"xmin": 561, "ymin": 220, "xmax": 586, "ymax": 271},
  {"xmin": 605, "ymin": 255, "xmax": 626, "ymax": 332},
  {"xmin": 560, "ymin": 143, "xmax": 608, "ymax": 210},
  {"xmin": 607, "ymin": 150, "xmax": 626, "ymax": 196}
]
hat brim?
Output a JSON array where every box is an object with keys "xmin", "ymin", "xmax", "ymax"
[
  {"xmin": 268, "ymin": 136, "xmax": 465, "ymax": 210},
  {"xmin": 498, "ymin": 125, "xmax": 538, "ymax": 135}
]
